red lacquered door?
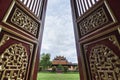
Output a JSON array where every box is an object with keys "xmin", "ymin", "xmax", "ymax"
[
  {"xmin": 0, "ymin": 0, "xmax": 47, "ymax": 80},
  {"xmin": 71, "ymin": 0, "xmax": 120, "ymax": 80}
]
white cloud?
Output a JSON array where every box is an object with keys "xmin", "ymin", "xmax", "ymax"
[{"xmin": 41, "ymin": 0, "xmax": 78, "ymax": 63}]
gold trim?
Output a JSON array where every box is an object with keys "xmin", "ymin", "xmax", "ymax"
[
  {"xmin": 2, "ymin": 0, "xmax": 41, "ymax": 40},
  {"xmin": 89, "ymin": 45, "xmax": 120, "ymax": 80},
  {"xmin": 30, "ymin": 44, "xmax": 34, "ymax": 55},
  {"xmin": 15, "ymin": 0, "xmax": 40, "ymax": 22},
  {"xmin": 109, "ymin": 35, "xmax": 120, "ymax": 49},
  {"xmin": 0, "ymin": 35, "xmax": 10, "ymax": 47},
  {"xmin": 80, "ymin": 21, "xmax": 116, "ymax": 40},
  {"xmin": 83, "ymin": 35, "xmax": 120, "ymax": 50},
  {"xmin": 0, "ymin": 27, "xmax": 2, "ymax": 33},
  {"xmin": 1, "ymin": 34, "xmax": 34, "ymax": 80},
  {"xmin": 78, "ymin": 7, "xmax": 109, "ymax": 36},
  {"xmin": 0, "ymin": 43, "xmax": 28, "ymax": 80},
  {"xmin": 0, "ymin": 25, "xmax": 38, "ymax": 43},
  {"xmin": 77, "ymin": 0, "xmax": 119, "ymax": 79},
  {"xmin": 1, "ymin": 0, "xmax": 41, "ymax": 79},
  {"xmin": 80, "ymin": 25, "xmax": 120, "ymax": 80},
  {"xmin": 77, "ymin": 0, "xmax": 117, "ymax": 22},
  {"xmin": 11, "ymin": 7, "xmax": 39, "ymax": 36},
  {"xmin": 77, "ymin": 0, "xmax": 117, "ymax": 38},
  {"xmin": 82, "ymin": 45, "xmax": 92, "ymax": 80},
  {"xmin": 83, "ymin": 35, "xmax": 120, "ymax": 80},
  {"xmin": 79, "ymin": 46, "xmax": 89, "ymax": 80},
  {"xmin": 2, "ymin": 0, "xmax": 15, "ymax": 22},
  {"xmin": 104, "ymin": 0, "xmax": 117, "ymax": 22},
  {"xmin": 3, "ymin": 0, "xmax": 40, "ymax": 23},
  {"xmin": 4, "ymin": 34, "xmax": 34, "ymax": 47},
  {"xmin": 30, "ymin": 44, "xmax": 38, "ymax": 80},
  {"xmin": 117, "ymin": 27, "xmax": 120, "ymax": 34},
  {"xmin": 26, "ymin": 44, "xmax": 38, "ymax": 80},
  {"xmin": 80, "ymin": 25, "xmax": 120, "ymax": 43}
]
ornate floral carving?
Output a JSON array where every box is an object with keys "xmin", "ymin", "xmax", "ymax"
[
  {"xmin": 0, "ymin": 44, "xmax": 28, "ymax": 80},
  {"xmin": 11, "ymin": 8, "xmax": 39, "ymax": 36},
  {"xmin": 79, "ymin": 7, "xmax": 109, "ymax": 36},
  {"xmin": 89, "ymin": 45, "xmax": 120, "ymax": 80}
]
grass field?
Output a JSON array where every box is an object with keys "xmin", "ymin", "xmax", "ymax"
[{"xmin": 37, "ymin": 72, "xmax": 79, "ymax": 80}]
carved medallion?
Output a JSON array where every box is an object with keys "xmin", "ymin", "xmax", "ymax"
[
  {"xmin": 0, "ymin": 44, "xmax": 28, "ymax": 80},
  {"xmin": 89, "ymin": 45, "xmax": 120, "ymax": 80}
]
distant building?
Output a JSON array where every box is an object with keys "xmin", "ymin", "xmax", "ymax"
[{"xmin": 51, "ymin": 56, "xmax": 78, "ymax": 71}]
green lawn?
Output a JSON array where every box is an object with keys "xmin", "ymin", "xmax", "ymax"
[{"xmin": 37, "ymin": 72, "xmax": 80, "ymax": 80}]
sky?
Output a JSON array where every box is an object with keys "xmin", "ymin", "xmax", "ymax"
[{"xmin": 40, "ymin": 0, "xmax": 78, "ymax": 63}]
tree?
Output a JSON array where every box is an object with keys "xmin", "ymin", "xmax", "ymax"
[
  {"xmin": 39, "ymin": 53, "xmax": 51, "ymax": 70},
  {"xmin": 52, "ymin": 66, "xmax": 56, "ymax": 72},
  {"xmin": 57, "ymin": 64, "xmax": 63, "ymax": 71},
  {"xmin": 63, "ymin": 66, "xmax": 68, "ymax": 73}
]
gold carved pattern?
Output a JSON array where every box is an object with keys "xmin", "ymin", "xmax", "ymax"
[
  {"xmin": 11, "ymin": 8, "xmax": 39, "ymax": 36},
  {"xmin": 79, "ymin": 7, "xmax": 108, "ymax": 36},
  {"xmin": 0, "ymin": 44, "xmax": 28, "ymax": 80},
  {"xmin": 89, "ymin": 45, "xmax": 120, "ymax": 80},
  {"xmin": 0, "ymin": 35, "xmax": 10, "ymax": 47}
]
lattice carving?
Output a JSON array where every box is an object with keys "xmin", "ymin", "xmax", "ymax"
[
  {"xmin": 0, "ymin": 44, "xmax": 28, "ymax": 80},
  {"xmin": 89, "ymin": 45, "xmax": 120, "ymax": 80},
  {"xmin": 11, "ymin": 8, "xmax": 39, "ymax": 36},
  {"xmin": 79, "ymin": 7, "xmax": 108, "ymax": 36}
]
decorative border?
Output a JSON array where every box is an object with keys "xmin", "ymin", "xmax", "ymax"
[
  {"xmin": 89, "ymin": 45, "xmax": 120, "ymax": 80},
  {"xmin": 0, "ymin": 25, "xmax": 38, "ymax": 43},
  {"xmin": 2, "ymin": 0, "xmax": 40, "ymax": 39},
  {"xmin": 3, "ymin": 35, "xmax": 34, "ymax": 80},
  {"xmin": 80, "ymin": 25, "xmax": 120, "ymax": 44},
  {"xmin": 83, "ymin": 35, "xmax": 120, "ymax": 80},
  {"xmin": 77, "ymin": 0, "xmax": 117, "ymax": 37},
  {"xmin": 78, "ymin": 24, "xmax": 120, "ymax": 80},
  {"xmin": 0, "ymin": 34, "xmax": 9, "ymax": 47},
  {"xmin": 11, "ymin": 7, "xmax": 39, "ymax": 37},
  {"xmin": 0, "ymin": 27, "xmax": 37, "ymax": 80},
  {"xmin": 1, "ymin": 0, "xmax": 41, "ymax": 80},
  {"xmin": 83, "ymin": 35, "xmax": 120, "ymax": 52},
  {"xmin": 78, "ymin": 7, "xmax": 109, "ymax": 36}
]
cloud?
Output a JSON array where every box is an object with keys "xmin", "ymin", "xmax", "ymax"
[{"xmin": 41, "ymin": 0, "xmax": 78, "ymax": 63}]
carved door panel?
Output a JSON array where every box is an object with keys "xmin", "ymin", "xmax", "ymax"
[
  {"xmin": 0, "ymin": 0, "xmax": 47, "ymax": 80},
  {"xmin": 71, "ymin": 0, "xmax": 120, "ymax": 80}
]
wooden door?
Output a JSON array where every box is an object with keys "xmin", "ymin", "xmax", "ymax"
[
  {"xmin": 71, "ymin": 0, "xmax": 120, "ymax": 80},
  {"xmin": 0, "ymin": 0, "xmax": 47, "ymax": 80}
]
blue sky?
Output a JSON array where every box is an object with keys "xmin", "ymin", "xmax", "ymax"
[{"xmin": 41, "ymin": 0, "xmax": 78, "ymax": 63}]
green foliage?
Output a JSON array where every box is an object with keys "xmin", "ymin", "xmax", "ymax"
[
  {"xmin": 39, "ymin": 66, "xmax": 43, "ymax": 72},
  {"xmin": 57, "ymin": 64, "xmax": 63, "ymax": 71},
  {"xmin": 63, "ymin": 66, "xmax": 68, "ymax": 72},
  {"xmin": 39, "ymin": 53, "xmax": 52, "ymax": 70},
  {"xmin": 52, "ymin": 66, "xmax": 56, "ymax": 72}
]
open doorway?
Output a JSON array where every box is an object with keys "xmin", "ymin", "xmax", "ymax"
[
  {"xmin": 1, "ymin": 0, "xmax": 119, "ymax": 80},
  {"xmin": 37, "ymin": 0, "xmax": 79, "ymax": 80}
]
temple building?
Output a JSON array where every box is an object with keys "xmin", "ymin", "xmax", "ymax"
[{"xmin": 51, "ymin": 56, "xmax": 78, "ymax": 71}]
